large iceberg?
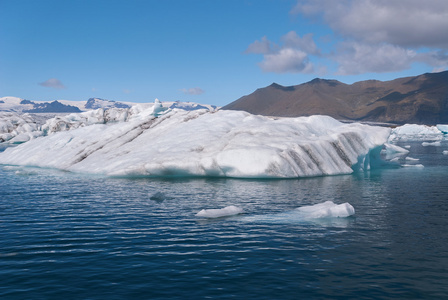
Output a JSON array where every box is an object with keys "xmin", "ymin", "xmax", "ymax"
[{"xmin": 0, "ymin": 107, "xmax": 390, "ymax": 178}]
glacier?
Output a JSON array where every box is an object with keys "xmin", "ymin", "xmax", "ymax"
[{"xmin": 0, "ymin": 103, "xmax": 390, "ymax": 178}]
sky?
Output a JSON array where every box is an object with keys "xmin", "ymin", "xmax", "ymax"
[{"xmin": 1, "ymin": 0, "xmax": 447, "ymax": 107}]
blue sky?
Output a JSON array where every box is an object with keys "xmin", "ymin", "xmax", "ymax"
[{"xmin": 1, "ymin": 0, "xmax": 447, "ymax": 106}]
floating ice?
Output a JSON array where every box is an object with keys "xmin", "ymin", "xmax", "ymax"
[
  {"xmin": 384, "ymin": 143, "xmax": 410, "ymax": 154},
  {"xmin": 389, "ymin": 124, "xmax": 443, "ymax": 141},
  {"xmin": 0, "ymin": 109, "xmax": 390, "ymax": 178},
  {"xmin": 382, "ymin": 143, "xmax": 409, "ymax": 160},
  {"xmin": 436, "ymin": 124, "xmax": 448, "ymax": 134},
  {"xmin": 402, "ymin": 164, "xmax": 424, "ymax": 168},
  {"xmin": 405, "ymin": 157, "xmax": 419, "ymax": 162},
  {"xmin": 196, "ymin": 206, "xmax": 244, "ymax": 218},
  {"xmin": 295, "ymin": 201, "xmax": 355, "ymax": 218},
  {"xmin": 242, "ymin": 201, "xmax": 355, "ymax": 226},
  {"xmin": 443, "ymin": 150, "xmax": 448, "ymax": 155},
  {"xmin": 422, "ymin": 141, "xmax": 441, "ymax": 147}
]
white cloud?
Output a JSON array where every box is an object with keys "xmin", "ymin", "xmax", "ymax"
[
  {"xmin": 260, "ymin": 48, "xmax": 314, "ymax": 73},
  {"xmin": 181, "ymin": 87, "xmax": 205, "ymax": 95},
  {"xmin": 432, "ymin": 66, "xmax": 448, "ymax": 73},
  {"xmin": 333, "ymin": 42, "xmax": 418, "ymax": 75},
  {"xmin": 281, "ymin": 31, "xmax": 320, "ymax": 55},
  {"xmin": 38, "ymin": 78, "xmax": 66, "ymax": 89},
  {"xmin": 245, "ymin": 36, "xmax": 273, "ymax": 54},
  {"xmin": 245, "ymin": 31, "xmax": 318, "ymax": 73},
  {"xmin": 288, "ymin": 0, "xmax": 448, "ymax": 75},
  {"xmin": 247, "ymin": 1, "xmax": 448, "ymax": 76},
  {"xmin": 292, "ymin": 0, "xmax": 448, "ymax": 49},
  {"xmin": 416, "ymin": 50, "xmax": 448, "ymax": 68}
]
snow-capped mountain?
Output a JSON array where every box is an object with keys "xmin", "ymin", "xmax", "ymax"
[
  {"xmin": 168, "ymin": 101, "xmax": 217, "ymax": 111},
  {"xmin": 0, "ymin": 97, "xmax": 132, "ymax": 113},
  {"xmin": 84, "ymin": 98, "xmax": 131, "ymax": 110},
  {"xmin": 0, "ymin": 97, "xmax": 82, "ymax": 113}
]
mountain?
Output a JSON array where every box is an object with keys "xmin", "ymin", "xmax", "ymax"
[
  {"xmin": 168, "ymin": 101, "xmax": 217, "ymax": 111},
  {"xmin": 85, "ymin": 98, "xmax": 131, "ymax": 110},
  {"xmin": 0, "ymin": 97, "xmax": 82, "ymax": 113},
  {"xmin": 223, "ymin": 71, "xmax": 448, "ymax": 125},
  {"xmin": 0, "ymin": 97, "xmax": 131, "ymax": 113},
  {"xmin": 24, "ymin": 100, "xmax": 82, "ymax": 113}
]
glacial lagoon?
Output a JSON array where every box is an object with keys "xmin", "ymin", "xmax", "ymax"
[{"xmin": 1, "ymin": 140, "xmax": 448, "ymax": 299}]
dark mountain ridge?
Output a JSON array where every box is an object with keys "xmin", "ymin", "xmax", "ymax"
[
  {"xmin": 23, "ymin": 100, "xmax": 82, "ymax": 113},
  {"xmin": 224, "ymin": 71, "xmax": 448, "ymax": 125}
]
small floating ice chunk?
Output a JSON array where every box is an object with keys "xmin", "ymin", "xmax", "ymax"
[
  {"xmin": 296, "ymin": 201, "xmax": 355, "ymax": 218},
  {"xmin": 443, "ymin": 150, "xmax": 448, "ymax": 155},
  {"xmin": 402, "ymin": 164, "xmax": 424, "ymax": 168},
  {"xmin": 196, "ymin": 205, "xmax": 244, "ymax": 218},
  {"xmin": 405, "ymin": 157, "xmax": 419, "ymax": 162},
  {"xmin": 422, "ymin": 141, "xmax": 441, "ymax": 147},
  {"xmin": 384, "ymin": 143, "xmax": 409, "ymax": 154},
  {"xmin": 404, "ymin": 145, "xmax": 411, "ymax": 149},
  {"xmin": 383, "ymin": 143, "xmax": 409, "ymax": 160}
]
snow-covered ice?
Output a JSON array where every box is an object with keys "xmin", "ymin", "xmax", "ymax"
[
  {"xmin": 383, "ymin": 143, "xmax": 410, "ymax": 154},
  {"xmin": 0, "ymin": 107, "xmax": 391, "ymax": 178},
  {"xmin": 242, "ymin": 201, "xmax": 355, "ymax": 225},
  {"xmin": 0, "ymin": 112, "xmax": 43, "ymax": 143},
  {"xmin": 196, "ymin": 206, "xmax": 244, "ymax": 218},
  {"xmin": 405, "ymin": 157, "xmax": 419, "ymax": 162},
  {"xmin": 295, "ymin": 201, "xmax": 355, "ymax": 218},
  {"xmin": 436, "ymin": 124, "xmax": 448, "ymax": 134},
  {"xmin": 389, "ymin": 124, "xmax": 444, "ymax": 141},
  {"xmin": 382, "ymin": 143, "xmax": 409, "ymax": 160},
  {"xmin": 422, "ymin": 141, "xmax": 442, "ymax": 147},
  {"xmin": 402, "ymin": 164, "xmax": 425, "ymax": 168}
]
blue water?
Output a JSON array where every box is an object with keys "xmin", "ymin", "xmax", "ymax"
[{"xmin": 1, "ymin": 141, "xmax": 448, "ymax": 299}]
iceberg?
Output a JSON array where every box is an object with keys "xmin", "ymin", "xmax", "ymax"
[
  {"xmin": 436, "ymin": 124, "xmax": 448, "ymax": 134},
  {"xmin": 402, "ymin": 164, "xmax": 425, "ymax": 168},
  {"xmin": 0, "ymin": 112, "xmax": 43, "ymax": 143},
  {"xmin": 422, "ymin": 141, "xmax": 441, "ymax": 147},
  {"xmin": 295, "ymin": 201, "xmax": 355, "ymax": 218},
  {"xmin": 0, "ymin": 108, "xmax": 390, "ymax": 178},
  {"xmin": 389, "ymin": 124, "xmax": 443, "ymax": 141},
  {"xmin": 241, "ymin": 201, "xmax": 355, "ymax": 225},
  {"xmin": 196, "ymin": 206, "xmax": 244, "ymax": 218},
  {"xmin": 382, "ymin": 143, "xmax": 409, "ymax": 160}
]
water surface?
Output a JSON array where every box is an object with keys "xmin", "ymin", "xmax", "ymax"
[{"xmin": 1, "ymin": 141, "xmax": 448, "ymax": 299}]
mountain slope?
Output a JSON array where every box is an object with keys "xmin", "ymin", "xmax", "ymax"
[{"xmin": 223, "ymin": 71, "xmax": 448, "ymax": 125}]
